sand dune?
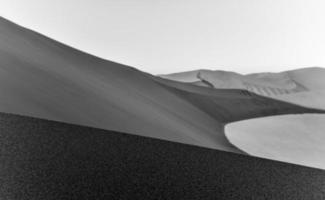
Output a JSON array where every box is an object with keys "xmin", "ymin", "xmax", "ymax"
[
  {"xmin": 0, "ymin": 17, "xmax": 236, "ymax": 152},
  {"xmin": 161, "ymin": 67, "xmax": 325, "ymax": 109},
  {"xmin": 1, "ymin": 16, "xmax": 324, "ymax": 165}
]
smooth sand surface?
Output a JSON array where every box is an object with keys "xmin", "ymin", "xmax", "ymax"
[{"xmin": 225, "ymin": 114, "xmax": 325, "ymax": 169}]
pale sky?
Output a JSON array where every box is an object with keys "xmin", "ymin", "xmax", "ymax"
[{"xmin": 1, "ymin": 0, "xmax": 325, "ymax": 74}]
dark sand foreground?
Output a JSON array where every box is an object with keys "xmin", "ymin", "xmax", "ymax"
[{"xmin": 0, "ymin": 112, "xmax": 325, "ymax": 200}]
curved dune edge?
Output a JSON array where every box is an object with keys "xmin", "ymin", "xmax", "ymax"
[{"xmin": 225, "ymin": 114, "xmax": 325, "ymax": 170}]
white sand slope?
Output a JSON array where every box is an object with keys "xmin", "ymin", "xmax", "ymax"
[{"xmin": 225, "ymin": 114, "xmax": 325, "ymax": 170}]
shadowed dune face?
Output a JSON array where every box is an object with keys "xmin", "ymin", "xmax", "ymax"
[
  {"xmin": 225, "ymin": 114, "xmax": 325, "ymax": 170},
  {"xmin": 1, "ymin": 16, "xmax": 325, "ymax": 158}
]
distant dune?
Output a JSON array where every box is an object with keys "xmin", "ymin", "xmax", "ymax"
[
  {"xmin": 1, "ymin": 16, "xmax": 325, "ymax": 169},
  {"xmin": 161, "ymin": 67, "xmax": 325, "ymax": 110}
]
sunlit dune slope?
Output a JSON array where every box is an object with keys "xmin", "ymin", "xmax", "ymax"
[
  {"xmin": 225, "ymin": 114, "xmax": 325, "ymax": 170},
  {"xmin": 0, "ymin": 17, "xmax": 323, "ymax": 154}
]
